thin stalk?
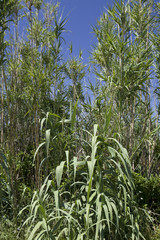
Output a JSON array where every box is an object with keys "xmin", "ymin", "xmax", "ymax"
[{"xmin": 1, "ymin": 68, "xmax": 4, "ymax": 145}]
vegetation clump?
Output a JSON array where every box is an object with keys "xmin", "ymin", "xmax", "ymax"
[{"xmin": 0, "ymin": 0, "xmax": 160, "ymax": 239}]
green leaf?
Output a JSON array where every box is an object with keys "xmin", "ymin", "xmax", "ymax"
[
  {"xmin": 28, "ymin": 221, "xmax": 43, "ymax": 240},
  {"xmin": 34, "ymin": 230, "xmax": 46, "ymax": 240},
  {"xmin": 34, "ymin": 142, "xmax": 45, "ymax": 163},
  {"xmin": 104, "ymin": 104, "xmax": 112, "ymax": 135},
  {"xmin": 103, "ymin": 205, "xmax": 110, "ymax": 232},
  {"xmin": 65, "ymin": 151, "xmax": 69, "ymax": 172},
  {"xmin": 56, "ymin": 161, "xmax": 65, "ymax": 189},
  {"xmin": 85, "ymin": 203, "xmax": 90, "ymax": 230},
  {"xmin": 46, "ymin": 129, "xmax": 50, "ymax": 157},
  {"xmin": 51, "ymin": 217, "xmax": 64, "ymax": 234},
  {"xmin": 54, "ymin": 190, "xmax": 59, "ymax": 216},
  {"xmin": 73, "ymin": 157, "xmax": 78, "ymax": 182},
  {"xmin": 71, "ymin": 99, "xmax": 78, "ymax": 131},
  {"xmin": 49, "ymin": 112, "xmax": 61, "ymax": 118},
  {"xmin": 95, "ymin": 199, "xmax": 102, "ymax": 239}
]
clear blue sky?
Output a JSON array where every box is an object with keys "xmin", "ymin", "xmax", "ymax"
[{"xmin": 59, "ymin": 0, "xmax": 113, "ymax": 62}]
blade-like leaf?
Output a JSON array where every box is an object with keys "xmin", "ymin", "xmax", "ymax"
[
  {"xmin": 71, "ymin": 99, "xmax": 78, "ymax": 131},
  {"xmin": 56, "ymin": 161, "xmax": 65, "ymax": 189}
]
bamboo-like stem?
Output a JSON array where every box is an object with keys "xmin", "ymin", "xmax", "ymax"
[
  {"xmin": 146, "ymin": 0, "xmax": 152, "ymax": 177},
  {"xmin": 129, "ymin": 96, "xmax": 136, "ymax": 168},
  {"xmin": 0, "ymin": 25, "xmax": 5, "ymax": 146},
  {"xmin": 1, "ymin": 68, "xmax": 4, "ymax": 145}
]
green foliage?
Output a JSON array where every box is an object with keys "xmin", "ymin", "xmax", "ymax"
[
  {"xmin": 20, "ymin": 124, "xmax": 146, "ymax": 240},
  {"xmin": 91, "ymin": 0, "xmax": 158, "ymax": 176},
  {"xmin": 0, "ymin": 151, "xmax": 12, "ymax": 217},
  {"xmin": 133, "ymin": 173, "xmax": 160, "ymax": 217},
  {"xmin": 0, "ymin": 0, "xmax": 160, "ymax": 239},
  {"xmin": 151, "ymin": 226, "xmax": 160, "ymax": 240},
  {"xmin": 0, "ymin": 221, "xmax": 20, "ymax": 240}
]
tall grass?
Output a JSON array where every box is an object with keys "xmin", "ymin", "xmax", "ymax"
[{"xmin": 20, "ymin": 124, "xmax": 144, "ymax": 239}]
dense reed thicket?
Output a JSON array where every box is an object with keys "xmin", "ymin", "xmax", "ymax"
[{"xmin": 0, "ymin": 0, "xmax": 160, "ymax": 239}]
